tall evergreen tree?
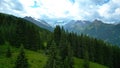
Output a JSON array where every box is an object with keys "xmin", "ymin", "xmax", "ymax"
[
  {"xmin": 54, "ymin": 25, "xmax": 61, "ymax": 45},
  {"xmin": 83, "ymin": 45, "xmax": 89, "ymax": 68},
  {"xmin": 63, "ymin": 43, "xmax": 74, "ymax": 68},
  {"xmin": 44, "ymin": 41, "xmax": 61, "ymax": 68},
  {"xmin": 0, "ymin": 30, "xmax": 4, "ymax": 45},
  {"xmin": 14, "ymin": 45, "xmax": 29, "ymax": 68},
  {"xmin": 58, "ymin": 28, "xmax": 74, "ymax": 68}
]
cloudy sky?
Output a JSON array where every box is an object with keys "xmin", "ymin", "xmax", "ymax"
[{"xmin": 0, "ymin": 0, "xmax": 120, "ymax": 25}]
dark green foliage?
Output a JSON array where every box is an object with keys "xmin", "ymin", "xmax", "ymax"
[
  {"xmin": 54, "ymin": 25, "xmax": 61, "ymax": 45},
  {"xmin": 63, "ymin": 43, "xmax": 74, "ymax": 68},
  {"xmin": 59, "ymin": 40, "xmax": 74, "ymax": 68},
  {"xmin": 58, "ymin": 26, "xmax": 74, "ymax": 68},
  {"xmin": 83, "ymin": 45, "xmax": 89, "ymax": 68},
  {"xmin": 66, "ymin": 32, "xmax": 120, "ymax": 68},
  {"xmin": 0, "ymin": 13, "xmax": 50, "ymax": 51},
  {"xmin": 44, "ymin": 41, "xmax": 61, "ymax": 68},
  {"xmin": 0, "ymin": 31, "xmax": 4, "ymax": 45},
  {"xmin": 45, "ymin": 26, "xmax": 74, "ymax": 68},
  {"xmin": 6, "ymin": 45, "xmax": 12, "ymax": 58},
  {"xmin": 14, "ymin": 45, "xmax": 29, "ymax": 68},
  {"xmin": 5, "ymin": 42, "xmax": 12, "ymax": 58},
  {"xmin": 112, "ymin": 46, "xmax": 120, "ymax": 68},
  {"xmin": 52, "ymin": 25, "xmax": 120, "ymax": 68}
]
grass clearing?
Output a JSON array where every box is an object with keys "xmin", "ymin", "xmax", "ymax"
[{"xmin": 0, "ymin": 45, "xmax": 108, "ymax": 68}]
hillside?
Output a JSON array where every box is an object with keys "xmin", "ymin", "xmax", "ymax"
[
  {"xmin": 0, "ymin": 13, "xmax": 51, "ymax": 50},
  {"xmin": 74, "ymin": 58, "xmax": 108, "ymax": 68},
  {"xmin": 0, "ymin": 45, "xmax": 108, "ymax": 68}
]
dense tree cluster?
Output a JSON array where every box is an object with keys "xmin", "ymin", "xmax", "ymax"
[
  {"xmin": 45, "ymin": 26, "xmax": 74, "ymax": 68},
  {"xmin": 46, "ymin": 25, "xmax": 120, "ymax": 68},
  {"xmin": 14, "ymin": 45, "xmax": 29, "ymax": 68},
  {"xmin": 0, "ymin": 13, "xmax": 50, "ymax": 51}
]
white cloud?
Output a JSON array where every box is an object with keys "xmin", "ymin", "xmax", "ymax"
[
  {"xmin": 115, "ymin": 8, "xmax": 120, "ymax": 15},
  {"xmin": 0, "ymin": 0, "xmax": 120, "ymax": 24},
  {"xmin": 98, "ymin": 4, "xmax": 110, "ymax": 17},
  {"xmin": 98, "ymin": 0, "xmax": 120, "ymax": 22}
]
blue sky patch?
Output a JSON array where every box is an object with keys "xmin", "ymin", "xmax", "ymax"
[{"xmin": 31, "ymin": 1, "xmax": 39, "ymax": 8}]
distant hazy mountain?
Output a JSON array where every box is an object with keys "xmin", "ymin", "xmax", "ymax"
[
  {"xmin": 63, "ymin": 19, "xmax": 120, "ymax": 46},
  {"xmin": 64, "ymin": 20, "xmax": 91, "ymax": 34},
  {"xmin": 84, "ymin": 19, "xmax": 120, "ymax": 46},
  {"xmin": 24, "ymin": 16, "xmax": 53, "ymax": 31}
]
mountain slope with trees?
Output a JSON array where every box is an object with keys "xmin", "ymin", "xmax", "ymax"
[
  {"xmin": 84, "ymin": 19, "xmax": 120, "ymax": 46},
  {"xmin": 0, "ymin": 45, "xmax": 107, "ymax": 68},
  {"xmin": 0, "ymin": 13, "xmax": 51, "ymax": 51},
  {"xmin": 0, "ymin": 13, "xmax": 120, "ymax": 68},
  {"xmin": 63, "ymin": 19, "xmax": 120, "ymax": 46}
]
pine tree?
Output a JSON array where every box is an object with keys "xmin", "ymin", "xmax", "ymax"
[
  {"xmin": 14, "ymin": 45, "xmax": 29, "ymax": 68},
  {"xmin": 83, "ymin": 45, "xmax": 89, "ymax": 68},
  {"xmin": 44, "ymin": 41, "xmax": 61, "ymax": 68},
  {"xmin": 59, "ymin": 28, "xmax": 74, "ymax": 68},
  {"xmin": 63, "ymin": 43, "xmax": 74, "ymax": 68},
  {"xmin": 54, "ymin": 25, "xmax": 61, "ymax": 45}
]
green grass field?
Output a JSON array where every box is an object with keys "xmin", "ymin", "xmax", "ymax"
[
  {"xmin": 74, "ymin": 58, "xmax": 108, "ymax": 68},
  {"xmin": 0, "ymin": 45, "xmax": 108, "ymax": 68}
]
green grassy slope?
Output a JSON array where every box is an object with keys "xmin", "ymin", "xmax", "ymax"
[
  {"xmin": 0, "ymin": 45, "xmax": 47, "ymax": 68},
  {"xmin": 74, "ymin": 58, "xmax": 108, "ymax": 68},
  {"xmin": 0, "ymin": 45, "xmax": 108, "ymax": 68}
]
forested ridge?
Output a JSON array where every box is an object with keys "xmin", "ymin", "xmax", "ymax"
[
  {"xmin": 0, "ymin": 13, "xmax": 120, "ymax": 68},
  {"xmin": 0, "ymin": 13, "xmax": 51, "ymax": 50}
]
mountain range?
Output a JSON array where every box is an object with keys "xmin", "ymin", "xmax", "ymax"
[
  {"xmin": 63, "ymin": 19, "xmax": 120, "ymax": 46},
  {"xmin": 24, "ymin": 16, "xmax": 53, "ymax": 31},
  {"xmin": 64, "ymin": 20, "xmax": 92, "ymax": 33}
]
